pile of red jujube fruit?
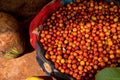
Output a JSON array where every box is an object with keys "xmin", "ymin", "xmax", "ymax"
[{"xmin": 39, "ymin": 0, "xmax": 120, "ymax": 80}]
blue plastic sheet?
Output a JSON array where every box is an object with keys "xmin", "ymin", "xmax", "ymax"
[
  {"xmin": 61, "ymin": 0, "xmax": 75, "ymax": 5},
  {"xmin": 61, "ymin": 0, "xmax": 120, "ymax": 5}
]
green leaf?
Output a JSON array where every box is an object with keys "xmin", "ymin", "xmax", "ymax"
[
  {"xmin": 95, "ymin": 67, "xmax": 120, "ymax": 80},
  {"xmin": 11, "ymin": 48, "xmax": 19, "ymax": 55},
  {"xmin": 4, "ymin": 52, "xmax": 15, "ymax": 59},
  {"xmin": 4, "ymin": 48, "xmax": 19, "ymax": 58}
]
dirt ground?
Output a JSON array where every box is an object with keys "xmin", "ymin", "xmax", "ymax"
[{"xmin": 0, "ymin": 51, "xmax": 49, "ymax": 80}]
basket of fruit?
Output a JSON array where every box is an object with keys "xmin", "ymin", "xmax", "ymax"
[{"xmin": 30, "ymin": 0, "xmax": 120, "ymax": 80}]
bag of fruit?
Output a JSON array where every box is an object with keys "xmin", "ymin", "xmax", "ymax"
[{"xmin": 30, "ymin": 0, "xmax": 120, "ymax": 80}]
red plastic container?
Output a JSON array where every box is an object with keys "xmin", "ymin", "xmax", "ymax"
[{"xmin": 30, "ymin": 0, "xmax": 61, "ymax": 49}]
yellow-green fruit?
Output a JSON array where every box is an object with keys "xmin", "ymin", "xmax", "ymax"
[{"xmin": 26, "ymin": 76, "xmax": 44, "ymax": 80}]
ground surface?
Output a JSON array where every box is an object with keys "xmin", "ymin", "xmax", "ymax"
[{"xmin": 0, "ymin": 51, "xmax": 48, "ymax": 80}]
